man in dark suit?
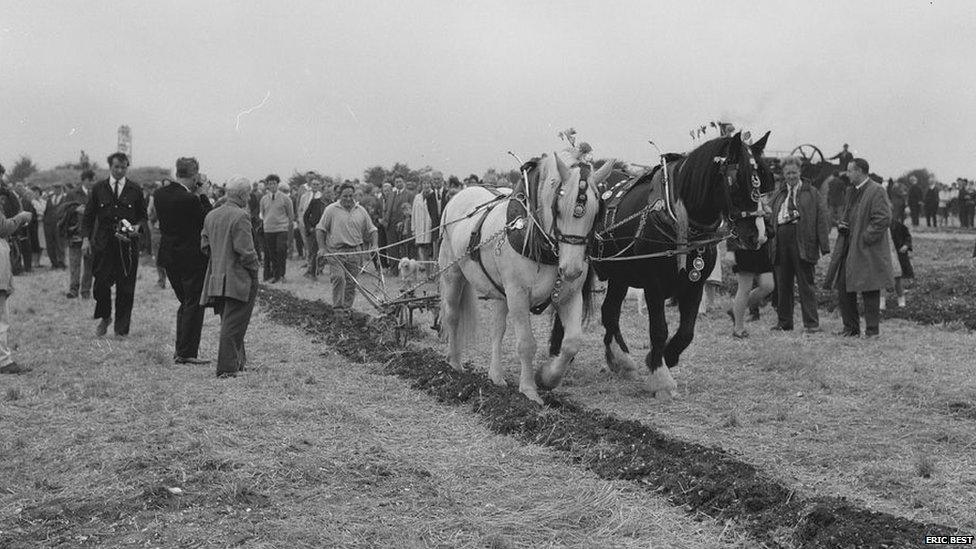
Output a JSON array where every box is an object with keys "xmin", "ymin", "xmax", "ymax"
[
  {"xmin": 201, "ymin": 177, "xmax": 261, "ymax": 378},
  {"xmin": 425, "ymin": 171, "xmax": 449, "ymax": 260},
  {"xmin": 64, "ymin": 170, "xmax": 95, "ymax": 298},
  {"xmin": 43, "ymin": 183, "xmax": 68, "ymax": 269},
  {"xmin": 81, "ymin": 152, "xmax": 147, "ymax": 337},
  {"xmin": 153, "ymin": 157, "xmax": 213, "ymax": 364}
]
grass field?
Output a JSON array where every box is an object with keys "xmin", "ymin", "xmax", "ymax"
[
  {"xmin": 1, "ymin": 231, "xmax": 973, "ymax": 547},
  {"xmin": 0, "ymin": 262, "xmax": 752, "ymax": 548},
  {"xmin": 284, "ymin": 232, "xmax": 976, "ymax": 534}
]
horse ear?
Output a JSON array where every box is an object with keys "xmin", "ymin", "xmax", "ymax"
[
  {"xmin": 555, "ymin": 152, "xmax": 571, "ymax": 183},
  {"xmin": 750, "ymin": 131, "xmax": 771, "ymax": 155},
  {"xmin": 590, "ymin": 159, "xmax": 615, "ymax": 188},
  {"xmin": 726, "ymin": 132, "xmax": 743, "ymax": 162}
]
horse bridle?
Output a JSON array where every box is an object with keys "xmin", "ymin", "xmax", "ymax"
[
  {"xmin": 714, "ymin": 154, "xmax": 764, "ymax": 221},
  {"xmin": 548, "ymin": 164, "xmax": 594, "ymax": 251}
]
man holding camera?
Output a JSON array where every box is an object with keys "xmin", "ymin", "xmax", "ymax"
[
  {"xmin": 82, "ymin": 153, "xmax": 147, "ymax": 337},
  {"xmin": 153, "ymin": 157, "xmax": 213, "ymax": 364},
  {"xmin": 824, "ymin": 158, "xmax": 893, "ymax": 338}
]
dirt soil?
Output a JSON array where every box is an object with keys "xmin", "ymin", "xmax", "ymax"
[{"xmin": 260, "ymin": 287, "xmax": 958, "ymax": 549}]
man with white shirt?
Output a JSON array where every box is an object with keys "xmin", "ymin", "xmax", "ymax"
[
  {"xmin": 824, "ymin": 158, "xmax": 893, "ymax": 338},
  {"xmin": 81, "ymin": 153, "xmax": 147, "ymax": 337}
]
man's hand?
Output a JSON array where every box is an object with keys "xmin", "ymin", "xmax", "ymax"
[
  {"xmin": 14, "ymin": 211, "xmax": 32, "ymax": 225},
  {"xmin": 899, "ymin": 245, "xmax": 909, "ymax": 253},
  {"xmin": 81, "ymin": 237, "xmax": 91, "ymax": 255}
]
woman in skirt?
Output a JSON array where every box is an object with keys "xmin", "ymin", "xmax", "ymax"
[{"xmin": 728, "ymin": 215, "xmax": 775, "ymax": 338}]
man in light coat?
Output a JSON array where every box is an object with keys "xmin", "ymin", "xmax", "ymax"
[
  {"xmin": 824, "ymin": 158, "xmax": 894, "ymax": 338},
  {"xmin": 201, "ymin": 177, "xmax": 261, "ymax": 378}
]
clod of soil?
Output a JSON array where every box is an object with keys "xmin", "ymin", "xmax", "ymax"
[{"xmin": 259, "ymin": 287, "xmax": 958, "ymax": 548}]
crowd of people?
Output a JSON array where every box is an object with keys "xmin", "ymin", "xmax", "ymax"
[{"xmin": 0, "ymin": 146, "xmax": 974, "ymax": 375}]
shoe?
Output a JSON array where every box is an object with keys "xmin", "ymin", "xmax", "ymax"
[
  {"xmin": 864, "ymin": 331, "xmax": 880, "ymax": 339},
  {"xmin": 175, "ymin": 357, "xmax": 212, "ymax": 365},
  {"xmin": 96, "ymin": 318, "xmax": 111, "ymax": 337},
  {"xmin": 732, "ymin": 330, "xmax": 749, "ymax": 339},
  {"xmin": 897, "ymin": 297, "xmax": 906, "ymax": 308},
  {"xmin": 0, "ymin": 362, "xmax": 30, "ymax": 374},
  {"xmin": 66, "ymin": 292, "xmax": 78, "ymax": 299},
  {"xmin": 216, "ymin": 371, "xmax": 238, "ymax": 378},
  {"xmin": 834, "ymin": 329, "xmax": 859, "ymax": 337},
  {"xmin": 770, "ymin": 325, "xmax": 793, "ymax": 331},
  {"xmin": 804, "ymin": 326, "xmax": 823, "ymax": 334}
]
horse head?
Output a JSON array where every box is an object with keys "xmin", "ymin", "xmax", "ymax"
[
  {"xmin": 690, "ymin": 131, "xmax": 773, "ymax": 250},
  {"xmin": 542, "ymin": 153, "xmax": 612, "ymax": 282}
]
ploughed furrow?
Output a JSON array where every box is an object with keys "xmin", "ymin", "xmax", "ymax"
[{"xmin": 259, "ymin": 287, "xmax": 956, "ymax": 549}]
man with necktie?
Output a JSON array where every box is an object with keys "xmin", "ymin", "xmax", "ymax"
[
  {"xmin": 81, "ymin": 153, "xmax": 147, "ymax": 337},
  {"xmin": 823, "ymin": 158, "xmax": 893, "ymax": 338}
]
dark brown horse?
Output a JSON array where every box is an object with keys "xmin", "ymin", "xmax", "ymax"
[{"xmin": 547, "ymin": 132, "xmax": 775, "ymax": 399}]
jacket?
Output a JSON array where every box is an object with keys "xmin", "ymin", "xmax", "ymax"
[
  {"xmin": 824, "ymin": 180, "xmax": 894, "ymax": 292},
  {"xmin": 200, "ymin": 199, "xmax": 261, "ymax": 305},
  {"xmin": 81, "ymin": 178, "xmax": 147, "ymax": 252},
  {"xmin": 768, "ymin": 181, "xmax": 830, "ymax": 264},
  {"xmin": 152, "ymin": 181, "xmax": 212, "ymax": 272}
]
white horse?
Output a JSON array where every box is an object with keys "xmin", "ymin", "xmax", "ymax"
[{"xmin": 438, "ymin": 152, "xmax": 613, "ymax": 403}]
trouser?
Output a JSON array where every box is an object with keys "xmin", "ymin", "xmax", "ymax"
[
  {"xmin": 17, "ymin": 237, "xmax": 31, "ymax": 273},
  {"xmin": 385, "ymin": 225, "xmax": 402, "ymax": 270},
  {"xmin": 92, "ymin": 240, "xmax": 139, "ymax": 335},
  {"xmin": 167, "ymin": 266, "xmax": 206, "ymax": 359},
  {"xmin": 304, "ymin": 231, "xmax": 319, "ymax": 276},
  {"xmin": 328, "ymin": 247, "xmax": 364, "ymax": 308},
  {"xmin": 293, "ymin": 227, "xmax": 304, "ymax": 258},
  {"xmin": 909, "ymin": 205, "xmax": 920, "ymax": 226},
  {"xmin": 774, "ymin": 224, "xmax": 819, "ymax": 329},
  {"xmin": 376, "ymin": 225, "xmax": 389, "ymax": 268},
  {"xmin": 44, "ymin": 222, "xmax": 64, "ymax": 267},
  {"xmin": 67, "ymin": 244, "xmax": 93, "ymax": 297},
  {"xmin": 0, "ymin": 292, "xmax": 11, "ymax": 367},
  {"xmin": 836, "ymin": 260, "xmax": 881, "ymax": 336},
  {"xmin": 253, "ymin": 225, "xmax": 264, "ymax": 261},
  {"xmin": 924, "ymin": 206, "xmax": 937, "ymax": 227},
  {"xmin": 216, "ymin": 277, "xmax": 257, "ymax": 374},
  {"xmin": 263, "ymin": 231, "xmax": 288, "ymax": 280}
]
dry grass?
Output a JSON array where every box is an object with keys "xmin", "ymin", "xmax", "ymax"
[
  {"xmin": 279, "ymin": 234, "xmax": 976, "ymax": 534},
  {"xmin": 0, "ymin": 262, "xmax": 751, "ymax": 548}
]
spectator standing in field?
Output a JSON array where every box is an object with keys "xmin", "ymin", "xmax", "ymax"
[
  {"xmin": 923, "ymin": 184, "xmax": 939, "ymax": 228},
  {"xmin": 316, "ymin": 182, "xmax": 378, "ymax": 310},
  {"xmin": 146, "ymin": 183, "xmax": 168, "ymax": 289},
  {"xmin": 153, "ymin": 157, "xmax": 213, "ymax": 365},
  {"xmin": 829, "ymin": 144, "xmax": 854, "ymax": 171},
  {"xmin": 296, "ymin": 175, "xmax": 317, "ymax": 272},
  {"xmin": 259, "ymin": 174, "xmax": 293, "ymax": 283},
  {"xmin": 396, "ymin": 201, "xmax": 414, "ymax": 260},
  {"xmin": 301, "ymin": 178, "xmax": 326, "ymax": 279},
  {"xmin": 887, "ymin": 178, "xmax": 907, "ymax": 224},
  {"xmin": 30, "ymin": 187, "xmax": 46, "ymax": 268},
  {"xmin": 81, "ymin": 152, "xmax": 147, "ymax": 337},
  {"xmin": 769, "ymin": 156, "xmax": 831, "ymax": 333},
  {"xmin": 0, "ymin": 204, "xmax": 34, "ymax": 374},
  {"xmin": 938, "ymin": 183, "xmax": 955, "ymax": 227},
  {"xmin": 887, "ymin": 218, "xmax": 913, "ymax": 308},
  {"xmin": 824, "ymin": 158, "xmax": 893, "ymax": 338},
  {"xmin": 425, "ymin": 171, "xmax": 449, "ymax": 260},
  {"xmin": 383, "ymin": 177, "xmax": 411, "ymax": 274},
  {"xmin": 43, "ymin": 183, "xmax": 66, "ymax": 269},
  {"xmin": 58, "ymin": 192, "xmax": 92, "ymax": 299},
  {"xmin": 249, "ymin": 180, "xmax": 264, "ymax": 262},
  {"xmin": 200, "ymin": 177, "xmax": 260, "ymax": 378},
  {"xmin": 412, "ymin": 177, "xmax": 433, "ymax": 264},
  {"xmin": 727, "ymin": 206, "xmax": 774, "ymax": 338},
  {"xmin": 13, "ymin": 186, "xmax": 36, "ymax": 274},
  {"xmin": 962, "ymin": 180, "xmax": 976, "ymax": 228},
  {"xmin": 907, "ymin": 175, "xmax": 923, "ymax": 227},
  {"xmin": 64, "ymin": 170, "xmax": 95, "ymax": 298}
]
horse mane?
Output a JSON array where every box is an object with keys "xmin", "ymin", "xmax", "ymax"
[{"xmin": 673, "ymin": 137, "xmax": 734, "ymax": 218}]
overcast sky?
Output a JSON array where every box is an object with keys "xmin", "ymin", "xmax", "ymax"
[{"xmin": 2, "ymin": 0, "xmax": 974, "ymax": 182}]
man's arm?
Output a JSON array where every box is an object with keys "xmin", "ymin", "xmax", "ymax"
[
  {"xmin": 200, "ymin": 217, "xmax": 211, "ymax": 257},
  {"xmin": 862, "ymin": 188, "xmax": 892, "ymax": 246},
  {"xmin": 232, "ymin": 215, "xmax": 260, "ymax": 273},
  {"xmin": 813, "ymin": 187, "xmax": 830, "ymax": 255}
]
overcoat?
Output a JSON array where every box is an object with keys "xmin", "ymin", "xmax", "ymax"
[
  {"xmin": 824, "ymin": 180, "xmax": 894, "ymax": 292},
  {"xmin": 200, "ymin": 199, "xmax": 260, "ymax": 306},
  {"xmin": 768, "ymin": 181, "xmax": 831, "ymax": 264}
]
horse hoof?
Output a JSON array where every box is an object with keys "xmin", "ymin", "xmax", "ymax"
[
  {"xmin": 520, "ymin": 387, "xmax": 544, "ymax": 405},
  {"xmin": 618, "ymin": 367, "xmax": 640, "ymax": 381},
  {"xmin": 653, "ymin": 389, "xmax": 674, "ymax": 402},
  {"xmin": 488, "ymin": 372, "xmax": 507, "ymax": 387}
]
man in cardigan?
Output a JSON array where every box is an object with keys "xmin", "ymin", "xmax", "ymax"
[
  {"xmin": 154, "ymin": 157, "xmax": 213, "ymax": 364},
  {"xmin": 201, "ymin": 177, "xmax": 261, "ymax": 378},
  {"xmin": 81, "ymin": 153, "xmax": 147, "ymax": 337},
  {"xmin": 259, "ymin": 174, "xmax": 293, "ymax": 283}
]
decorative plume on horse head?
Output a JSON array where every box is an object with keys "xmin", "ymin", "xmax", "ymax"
[{"xmin": 437, "ymin": 129, "xmax": 615, "ymax": 404}]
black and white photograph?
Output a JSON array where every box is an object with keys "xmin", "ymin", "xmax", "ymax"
[{"xmin": 1, "ymin": 1, "xmax": 975, "ymax": 547}]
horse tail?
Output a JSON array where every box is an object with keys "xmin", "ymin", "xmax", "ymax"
[{"xmin": 455, "ymin": 278, "xmax": 479, "ymax": 349}]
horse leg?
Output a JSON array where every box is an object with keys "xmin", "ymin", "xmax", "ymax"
[
  {"xmin": 644, "ymin": 291, "xmax": 677, "ymax": 401},
  {"xmin": 439, "ymin": 266, "xmax": 465, "ymax": 370},
  {"xmin": 602, "ymin": 280, "xmax": 639, "ymax": 379},
  {"xmin": 663, "ymin": 283, "xmax": 704, "ymax": 369},
  {"xmin": 507, "ymin": 290, "xmax": 542, "ymax": 404},
  {"xmin": 537, "ymin": 292, "xmax": 582, "ymax": 390},
  {"xmin": 487, "ymin": 299, "xmax": 508, "ymax": 387}
]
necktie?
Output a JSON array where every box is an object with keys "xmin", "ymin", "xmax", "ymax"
[
  {"xmin": 788, "ymin": 184, "xmax": 797, "ymax": 212},
  {"xmin": 114, "ymin": 181, "xmax": 120, "ymax": 198}
]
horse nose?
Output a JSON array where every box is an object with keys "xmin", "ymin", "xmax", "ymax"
[{"xmin": 562, "ymin": 267, "xmax": 582, "ymax": 281}]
